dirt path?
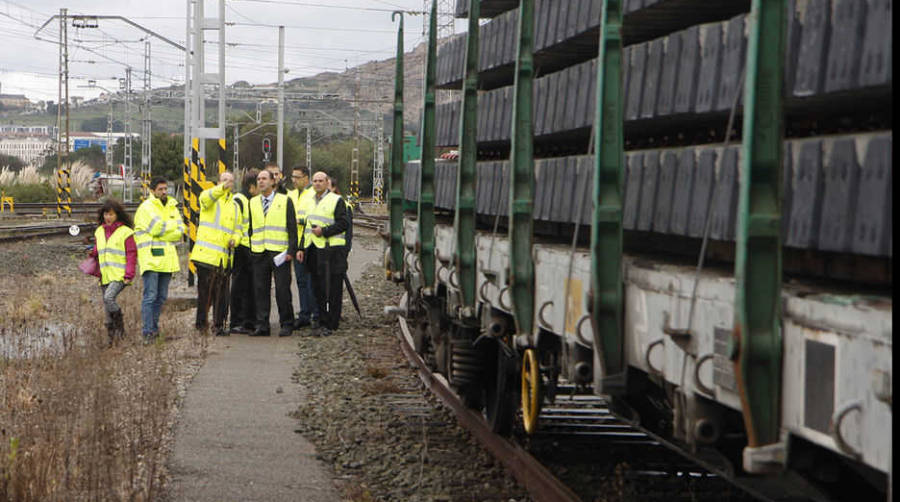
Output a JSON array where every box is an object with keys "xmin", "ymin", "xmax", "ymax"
[{"xmin": 164, "ymin": 229, "xmax": 383, "ymax": 501}]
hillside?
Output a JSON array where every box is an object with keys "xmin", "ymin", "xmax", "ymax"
[{"xmin": 0, "ymin": 41, "xmax": 434, "ymax": 137}]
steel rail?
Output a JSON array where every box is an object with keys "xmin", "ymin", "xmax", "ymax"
[
  {"xmin": 396, "ymin": 315, "xmax": 582, "ymax": 502},
  {"xmin": 0, "ymin": 222, "xmax": 95, "ymax": 244}
]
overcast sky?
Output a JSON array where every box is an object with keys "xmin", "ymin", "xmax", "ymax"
[{"xmin": 1, "ymin": 0, "xmax": 458, "ymax": 102}]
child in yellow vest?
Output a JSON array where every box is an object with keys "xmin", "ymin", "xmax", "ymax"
[{"xmin": 88, "ymin": 199, "xmax": 138, "ymax": 345}]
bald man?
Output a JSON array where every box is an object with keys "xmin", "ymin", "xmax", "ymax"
[{"xmin": 297, "ymin": 171, "xmax": 349, "ymax": 336}]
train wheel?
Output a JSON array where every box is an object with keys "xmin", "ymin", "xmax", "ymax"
[
  {"xmin": 450, "ymin": 327, "xmax": 483, "ymax": 409},
  {"xmin": 521, "ymin": 348, "xmax": 542, "ymax": 434},
  {"xmin": 483, "ymin": 341, "xmax": 516, "ymax": 436}
]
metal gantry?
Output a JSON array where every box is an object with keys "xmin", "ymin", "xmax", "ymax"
[
  {"xmin": 388, "ymin": 10, "xmax": 406, "ymax": 281},
  {"xmin": 589, "ymin": 0, "xmax": 626, "ymax": 394},
  {"xmin": 734, "ymin": 0, "xmax": 787, "ymax": 473},
  {"xmin": 453, "ymin": 0, "xmax": 480, "ymax": 317},
  {"xmin": 186, "ymin": 0, "xmax": 226, "ymax": 282}
]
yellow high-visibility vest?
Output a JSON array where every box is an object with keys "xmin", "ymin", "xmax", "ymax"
[
  {"xmin": 192, "ymin": 184, "xmax": 242, "ymax": 267},
  {"xmin": 249, "ymin": 192, "xmax": 290, "ymax": 253},
  {"xmin": 95, "ymin": 225, "xmax": 134, "ymax": 285},
  {"xmin": 304, "ymin": 191, "xmax": 346, "ymax": 249},
  {"xmin": 233, "ymin": 192, "xmax": 251, "ymax": 248},
  {"xmin": 134, "ymin": 194, "xmax": 184, "ymax": 274}
]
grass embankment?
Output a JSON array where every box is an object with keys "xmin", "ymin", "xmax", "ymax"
[{"xmin": 0, "ymin": 242, "xmax": 204, "ymax": 500}]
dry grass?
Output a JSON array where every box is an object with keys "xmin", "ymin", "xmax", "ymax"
[{"xmin": 0, "ymin": 248, "xmax": 204, "ymax": 501}]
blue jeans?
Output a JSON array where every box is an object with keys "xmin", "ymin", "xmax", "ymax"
[
  {"xmin": 293, "ymin": 259, "xmax": 318, "ymax": 322},
  {"xmin": 141, "ymin": 271, "xmax": 172, "ymax": 335}
]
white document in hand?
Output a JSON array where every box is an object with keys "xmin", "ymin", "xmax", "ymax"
[{"xmin": 273, "ymin": 250, "xmax": 288, "ymax": 267}]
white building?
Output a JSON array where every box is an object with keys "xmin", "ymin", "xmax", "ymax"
[{"xmin": 0, "ymin": 134, "xmax": 55, "ymax": 166}]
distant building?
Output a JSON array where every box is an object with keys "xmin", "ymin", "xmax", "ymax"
[
  {"xmin": 0, "ymin": 94, "xmax": 29, "ymax": 109},
  {"xmin": 0, "ymin": 134, "xmax": 55, "ymax": 166},
  {"xmin": 0, "ymin": 124, "xmax": 57, "ymax": 136}
]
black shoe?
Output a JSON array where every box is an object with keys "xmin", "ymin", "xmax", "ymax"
[
  {"xmin": 215, "ymin": 327, "xmax": 229, "ymax": 337},
  {"xmin": 278, "ymin": 326, "xmax": 293, "ymax": 337},
  {"xmin": 293, "ymin": 317, "xmax": 311, "ymax": 330},
  {"xmin": 319, "ymin": 328, "xmax": 333, "ymax": 337},
  {"xmin": 250, "ymin": 328, "xmax": 269, "ymax": 337},
  {"xmin": 229, "ymin": 326, "xmax": 250, "ymax": 334}
]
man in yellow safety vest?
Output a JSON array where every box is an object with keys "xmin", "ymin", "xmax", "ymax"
[
  {"xmin": 248, "ymin": 166, "xmax": 300, "ymax": 337},
  {"xmin": 297, "ymin": 171, "xmax": 349, "ymax": 337},
  {"xmin": 229, "ymin": 168, "xmax": 259, "ymax": 334},
  {"xmin": 134, "ymin": 177, "xmax": 184, "ymax": 343},
  {"xmin": 288, "ymin": 167, "xmax": 318, "ymax": 329},
  {"xmin": 192, "ymin": 171, "xmax": 243, "ymax": 337}
]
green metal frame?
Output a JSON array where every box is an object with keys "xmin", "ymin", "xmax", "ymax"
[
  {"xmin": 454, "ymin": 0, "xmax": 480, "ymax": 316},
  {"xmin": 389, "ymin": 11, "xmax": 405, "ymax": 281},
  {"xmin": 418, "ymin": 0, "xmax": 438, "ymax": 293},
  {"xmin": 734, "ymin": 0, "xmax": 785, "ymax": 449},
  {"xmin": 508, "ymin": 0, "xmax": 535, "ymax": 340},
  {"xmin": 589, "ymin": 0, "xmax": 626, "ymax": 393}
]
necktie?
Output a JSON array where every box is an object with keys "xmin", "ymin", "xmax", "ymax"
[{"xmin": 262, "ymin": 196, "xmax": 270, "ymax": 215}]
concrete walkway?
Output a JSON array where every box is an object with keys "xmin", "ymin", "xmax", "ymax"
[{"xmin": 167, "ymin": 235, "xmax": 383, "ymax": 501}]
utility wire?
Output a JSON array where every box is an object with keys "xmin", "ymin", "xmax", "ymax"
[{"xmin": 228, "ymin": 0, "xmax": 424, "ymax": 14}]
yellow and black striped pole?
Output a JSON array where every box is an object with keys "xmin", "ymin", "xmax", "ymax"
[
  {"xmin": 188, "ymin": 138, "xmax": 202, "ymax": 278},
  {"xmin": 217, "ymin": 138, "xmax": 227, "ymax": 175},
  {"xmin": 183, "ymin": 150, "xmax": 193, "ymax": 285}
]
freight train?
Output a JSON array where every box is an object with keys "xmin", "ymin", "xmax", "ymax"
[{"xmin": 384, "ymin": 1, "xmax": 891, "ymax": 500}]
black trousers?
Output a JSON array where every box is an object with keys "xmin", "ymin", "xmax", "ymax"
[
  {"xmin": 251, "ymin": 250, "xmax": 294, "ymax": 331},
  {"xmin": 229, "ymin": 245, "xmax": 255, "ymax": 328},
  {"xmin": 195, "ymin": 262, "xmax": 229, "ymax": 330},
  {"xmin": 310, "ymin": 270, "xmax": 343, "ymax": 330}
]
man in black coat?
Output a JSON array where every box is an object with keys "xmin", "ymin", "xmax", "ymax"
[{"xmin": 298, "ymin": 171, "xmax": 349, "ymax": 337}]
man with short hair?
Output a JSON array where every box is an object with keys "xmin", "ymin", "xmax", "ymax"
[
  {"xmin": 298, "ymin": 171, "xmax": 349, "ymax": 336},
  {"xmin": 229, "ymin": 168, "xmax": 259, "ymax": 333},
  {"xmin": 265, "ymin": 162, "xmax": 288, "ymax": 194},
  {"xmin": 248, "ymin": 168, "xmax": 299, "ymax": 337},
  {"xmin": 288, "ymin": 167, "xmax": 318, "ymax": 329},
  {"xmin": 192, "ymin": 171, "xmax": 242, "ymax": 337},
  {"xmin": 134, "ymin": 177, "xmax": 184, "ymax": 343}
]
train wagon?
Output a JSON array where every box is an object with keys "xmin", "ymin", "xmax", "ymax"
[{"xmin": 385, "ymin": 1, "xmax": 891, "ymax": 500}]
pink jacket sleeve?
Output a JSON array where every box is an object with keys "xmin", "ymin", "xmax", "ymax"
[{"xmin": 124, "ymin": 235, "xmax": 137, "ymax": 281}]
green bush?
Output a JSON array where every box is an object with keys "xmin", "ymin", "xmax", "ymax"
[{"xmin": 0, "ymin": 182, "xmax": 58, "ymax": 203}]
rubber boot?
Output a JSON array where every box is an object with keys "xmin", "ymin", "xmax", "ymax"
[{"xmin": 110, "ymin": 310, "xmax": 125, "ymax": 342}]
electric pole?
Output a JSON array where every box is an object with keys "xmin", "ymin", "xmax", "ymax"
[
  {"xmin": 277, "ymin": 25, "xmax": 285, "ymax": 172},
  {"xmin": 373, "ymin": 111, "xmax": 384, "ymax": 203},
  {"xmin": 56, "ymin": 8, "xmax": 71, "ymax": 217},
  {"xmin": 350, "ymin": 65, "xmax": 360, "ymax": 203},
  {"xmin": 141, "ymin": 41, "xmax": 152, "ymax": 199},
  {"xmin": 122, "ymin": 67, "xmax": 133, "ymax": 203},
  {"xmin": 306, "ymin": 125, "xmax": 311, "ymax": 178}
]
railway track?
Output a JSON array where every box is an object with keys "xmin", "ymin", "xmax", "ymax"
[
  {"xmin": 394, "ymin": 304, "xmax": 760, "ymax": 502},
  {"xmin": 0, "ymin": 222, "xmax": 96, "ymax": 244},
  {"xmin": 3, "ymin": 202, "xmax": 139, "ymax": 217},
  {"xmin": 354, "ymin": 213, "xmax": 388, "ymax": 231}
]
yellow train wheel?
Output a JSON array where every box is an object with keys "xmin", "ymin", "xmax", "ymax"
[{"xmin": 521, "ymin": 348, "xmax": 541, "ymax": 434}]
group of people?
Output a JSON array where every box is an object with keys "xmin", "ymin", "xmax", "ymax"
[{"xmin": 88, "ymin": 164, "xmax": 352, "ymax": 345}]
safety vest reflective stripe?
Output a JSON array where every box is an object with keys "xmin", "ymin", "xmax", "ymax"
[
  {"xmin": 306, "ymin": 215, "xmax": 335, "ymax": 225},
  {"xmin": 96, "ymin": 225, "xmax": 133, "ymax": 284},
  {"xmin": 249, "ymin": 193, "xmax": 290, "ymax": 253},
  {"xmin": 195, "ymin": 239, "xmax": 228, "ymax": 254},
  {"xmin": 304, "ymin": 192, "xmax": 345, "ymax": 248}
]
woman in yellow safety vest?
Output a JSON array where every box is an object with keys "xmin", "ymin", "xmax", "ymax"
[{"xmin": 88, "ymin": 199, "xmax": 138, "ymax": 346}]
